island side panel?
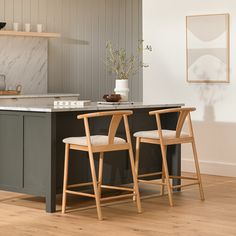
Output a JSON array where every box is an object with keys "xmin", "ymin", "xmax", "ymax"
[{"xmin": 23, "ymin": 112, "xmax": 56, "ymax": 212}]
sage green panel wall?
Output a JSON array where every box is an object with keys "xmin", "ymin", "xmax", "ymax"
[{"xmin": 0, "ymin": 0, "xmax": 142, "ymax": 101}]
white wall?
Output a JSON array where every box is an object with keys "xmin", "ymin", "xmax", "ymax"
[{"xmin": 143, "ymin": 0, "xmax": 236, "ymax": 177}]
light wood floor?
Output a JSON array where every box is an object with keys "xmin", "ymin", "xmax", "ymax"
[{"xmin": 0, "ymin": 174, "xmax": 236, "ymax": 236}]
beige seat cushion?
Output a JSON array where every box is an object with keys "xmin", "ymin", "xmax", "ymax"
[
  {"xmin": 133, "ymin": 130, "xmax": 189, "ymax": 139},
  {"xmin": 63, "ymin": 135, "xmax": 126, "ymax": 146}
]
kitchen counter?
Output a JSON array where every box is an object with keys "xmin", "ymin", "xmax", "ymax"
[{"xmin": 0, "ymin": 102, "xmax": 184, "ymax": 112}]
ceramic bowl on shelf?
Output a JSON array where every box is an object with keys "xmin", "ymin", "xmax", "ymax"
[
  {"xmin": 0, "ymin": 22, "xmax": 6, "ymax": 30},
  {"xmin": 103, "ymin": 94, "xmax": 121, "ymax": 102}
]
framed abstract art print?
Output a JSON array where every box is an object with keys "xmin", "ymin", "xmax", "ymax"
[{"xmin": 186, "ymin": 13, "xmax": 230, "ymax": 83}]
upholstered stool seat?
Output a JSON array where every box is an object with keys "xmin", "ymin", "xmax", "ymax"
[
  {"xmin": 134, "ymin": 130, "xmax": 189, "ymax": 139},
  {"xmin": 63, "ymin": 135, "xmax": 126, "ymax": 146}
]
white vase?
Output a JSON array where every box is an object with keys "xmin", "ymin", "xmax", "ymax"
[{"xmin": 114, "ymin": 79, "xmax": 129, "ymax": 102}]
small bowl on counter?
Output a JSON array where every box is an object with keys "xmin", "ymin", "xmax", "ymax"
[
  {"xmin": 103, "ymin": 94, "xmax": 121, "ymax": 102},
  {"xmin": 0, "ymin": 22, "xmax": 6, "ymax": 30}
]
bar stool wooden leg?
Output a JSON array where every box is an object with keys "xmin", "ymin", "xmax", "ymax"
[
  {"xmin": 88, "ymin": 150, "xmax": 103, "ymax": 220},
  {"xmin": 191, "ymin": 141, "xmax": 205, "ymax": 201},
  {"xmin": 160, "ymin": 144, "xmax": 173, "ymax": 207},
  {"xmin": 62, "ymin": 143, "xmax": 70, "ymax": 214},
  {"xmin": 135, "ymin": 137, "xmax": 141, "ymax": 176},
  {"xmin": 133, "ymin": 137, "xmax": 141, "ymax": 201},
  {"xmin": 98, "ymin": 152, "xmax": 104, "ymax": 198},
  {"xmin": 128, "ymin": 145, "xmax": 142, "ymax": 213},
  {"xmin": 160, "ymin": 161, "xmax": 165, "ymax": 196}
]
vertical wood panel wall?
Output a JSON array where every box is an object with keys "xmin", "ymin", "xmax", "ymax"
[{"xmin": 0, "ymin": 0, "xmax": 142, "ymax": 101}]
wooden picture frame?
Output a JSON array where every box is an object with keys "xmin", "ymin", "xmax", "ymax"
[{"xmin": 186, "ymin": 13, "xmax": 230, "ymax": 83}]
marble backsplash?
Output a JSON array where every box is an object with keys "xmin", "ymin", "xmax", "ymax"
[{"xmin": 0, "ymin": 36, "xmax": 47, "ymax": 94}]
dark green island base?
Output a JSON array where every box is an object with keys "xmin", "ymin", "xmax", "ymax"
[{"xmin": 0, "ymin": 103, "xmax": 183, "ymax": 212}]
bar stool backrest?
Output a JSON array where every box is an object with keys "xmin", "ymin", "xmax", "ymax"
[
  {"xmin": 77, "ymin": 110, "xmax": 133, "ymax": 145},
  {"xmin": 149, "ymin": 107, "xmax": 196, "ymax": 139}
]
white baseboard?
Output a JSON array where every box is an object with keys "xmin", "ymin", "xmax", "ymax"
[{"xmin": 182, "ymin": 159, "xmax": 236, "ymax": 177}]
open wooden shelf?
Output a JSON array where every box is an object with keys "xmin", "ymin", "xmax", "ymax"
[
  {"xmin": 0, "ymin": 90, "xmax": 21, "ymax": 95},
  {"xmin": 0, "ymin": 30, "xmax": 60, "ymax": 38}
]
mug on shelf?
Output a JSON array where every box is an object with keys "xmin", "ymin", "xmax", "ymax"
[
  {"xmin": 37, "ymin": 24, "xmax": 43, "ymax": 33},
  {"xmin": 13, "ymin": 22, "xmax": 19, "ymax": 31},
  {"xmin": 24, "ymin": 23, "xmax": 31, "ymax": 32}
]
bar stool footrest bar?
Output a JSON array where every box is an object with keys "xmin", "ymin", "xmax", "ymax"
[
  {"xmin": 169, "ymin": 176, "xmax": 198, "ymax": 180},
  {"xmin": 138, "ymin": 171, "xmax": 163, "ymax": 178},
  {"xmin": 171, "ymin": 181, "xmax": 200, "ymax": 189},
  {"xmin": 101, "ymin": 193, "xmax": 134, "ymax": 201},
  {"xmin": 101, "ymin": 185, "xmax": 134, "ymax": 192},
  {"xmin": 138, "ymin": 179, "xmax": 165, "ymax": 185},
  {"xmin": 66, "ymin": 190, "xmax": 95, "ymax": 198},
  {"xmin": 67, "ymin": 182, "xmax": 94, "ymax": 188}
]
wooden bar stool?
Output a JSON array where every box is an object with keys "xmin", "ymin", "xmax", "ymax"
[
  {"xmin": 134, "ymin": 107, "xmax": 205, "ymax": 206},
  {"xmin": 62, "ymin": 110, "xmax": 142, "ymax": 220}
]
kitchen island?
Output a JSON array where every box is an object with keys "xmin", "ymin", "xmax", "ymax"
[{"xmin": 0, "ymin": 100, "xmax": 183, "ymax": 213}]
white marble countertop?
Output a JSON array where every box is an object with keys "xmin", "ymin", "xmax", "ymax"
[
  {"xmin": 0, "ymin": 102, "xmax": 184, "ymax": 112},
  {"xmin": 0, "ymin": 93, "xmax": 80, "ymax": 99}
]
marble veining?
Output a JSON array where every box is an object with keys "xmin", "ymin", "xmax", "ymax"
[{"xmin": 0, "ymin": 36, "xmax": 47, "ymax": 94}]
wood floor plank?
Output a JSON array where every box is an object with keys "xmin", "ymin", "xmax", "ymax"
[{"xmin": 0, "ymin": 174, "xmax": 236, "ymax": 235}]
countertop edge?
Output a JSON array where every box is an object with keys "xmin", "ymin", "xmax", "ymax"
[{"xmin": 0, "ymin": 103, "xmax": 185, "ymax": 112}]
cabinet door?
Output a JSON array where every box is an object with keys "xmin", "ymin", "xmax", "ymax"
[
  {"xmin": 0, "ymin": 113, "xmax": 23, "ymax": 189},
  {"xmin": 23, "ymin": 114, "xmax": 52, "ymax": 195}
]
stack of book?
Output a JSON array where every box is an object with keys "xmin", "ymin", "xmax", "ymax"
[{"xmin": 54, "ymin": 100, "xmax": 91, "ymax": 108}]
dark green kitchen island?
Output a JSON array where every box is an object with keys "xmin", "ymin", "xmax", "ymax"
[{"xmin": 0, "ymin": 102, "xmax": 183, "ymax": 212}]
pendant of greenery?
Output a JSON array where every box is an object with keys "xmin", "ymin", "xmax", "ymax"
[{"xmin": 105, "ymin": 40, "xmax": 151, "ymax": 80}]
